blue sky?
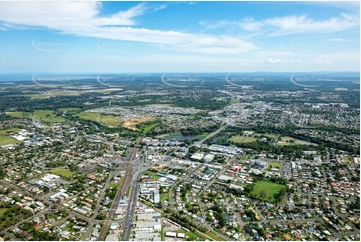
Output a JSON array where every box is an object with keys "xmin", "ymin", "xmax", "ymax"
[{"xmin": 0, "ymin": 1, "xmax": 359, "ymax": 73}]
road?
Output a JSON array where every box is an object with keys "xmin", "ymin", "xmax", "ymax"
[
  {"xmin": 83, "ymin": 171, "xmax": 114, "ymax": 240},
  {"xmin": 191, "ymin": 124, "xmax": 227, "ymax": 147}
]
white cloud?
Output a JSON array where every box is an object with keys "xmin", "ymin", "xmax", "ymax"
[
  {"xmin": 200, "ymin": 13, "xmax": 359, "ymax": 36},
  {"xmin": 323, "ymin": 38, "xmax": 359, "ymax": 42},
  {"xmin": 291, "ymin": 60, "xmax": 303, "ymax": 64},
  {"xmin": 0, "ymin": 1, "xmax": 256, "ymax": 55},
  {"xmin": 153, "ymin": 4, "xmax": 167, "ymax": 12},
  {"xmin": 315, "ymin": 60, "xmax": 334, "ymax": 65},
  {"xmin": 265, "ymin": 14, "xmax": 359, "ymax": 35},
  {"xmin": 263, "ymin": 58, "xmax": 283, "ymax": 64}
]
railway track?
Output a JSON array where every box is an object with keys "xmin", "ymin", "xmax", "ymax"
[{"xmin": 97, "ymin": 147, "xmax": 138, "ymax": 241}]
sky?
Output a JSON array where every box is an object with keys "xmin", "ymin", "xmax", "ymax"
[{"xmin": 0, "ymin": 1, "xmax": 359, "ymax": 73}]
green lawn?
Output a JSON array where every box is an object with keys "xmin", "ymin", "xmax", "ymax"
[
  {"xmin": 109, "ymin": 183, "xmax": 119, "ymax": 189},
  {"xmin": 0, "ymin": 208, "xmax": 7, "ymax": 217},
  {"xmin": 6, "ymin": 110, "xmax": 65, "ymax": 123},
  {"xmin": 160, "ymin": 192, "xmax": 169, "ymax": 203},
  {"xmin": 0, "ymin": 128, "xmax": 20, "ymax": 135},
  {"xmin": 76, "ymin": 112, "xmax": 122, "ymax": 127},
  {"xmin": 50, "ymin": 168, "xmax": 75, "ymax": 179},
  {"xmin": 267, "ymin": 161, "xmax": 282, "ymax": 169},
  {"xmin": 0, "ymin": 136, "xmax": 19, "ymax": 146},
  {"xmin": 176, "ymin": 229, "xmax": 206, "ymax": 241},
  {"xmin": 255, "ymin": 133, "xmax": 280, "ymax": 139},
  {"xmin": 143, "ymin": 171, "xmax": 159, "ymax": 181},
  {"xmin": 76, "ymin": 112, "xmax": 99, "ymax": 121},
  {"xmin": 57, "ymin": 107, "xmax": 81, "ymax": 112},
  {"xmin": 33, "ymin": 110, "xmax": 66, "ymax": 123},
  {"xmin": 155, "ymin": 134, "xmax": 169, "ymax": 139},
  {"xmin": 6, "ymin": 111, "xmax": 31, "ymax": 119},
  {"xmin": 142, "ymin": 123, "xmax": 159, "ymax": 134},
  {"xmin": 229, "ymin": 135, "xmax": 257, "ymax": 143},
  {"xmin": 250, "ymin": 180, "xmax": 286, "ymax": 203},
  {"xmin": 98, "ymin": 115, "xmax": 122, "ymax": 127}
]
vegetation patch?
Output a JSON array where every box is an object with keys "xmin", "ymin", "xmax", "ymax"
[
  {"xmin": 50, "ymin": 168, "xmax": 75, "ymax": 179},
  {"xmin": 0, "ymin": 128, "xmax": 20, "ymax": 136},
  {"xmin": 76, "ymin": 112, "xmax": 123, "ymax": 127},
  {"xmin": 229, "ymin": 135, "xmax": 257, "ymax": 143},
  {"xmin": 267, "ymin": 161, "xmax": 282, "ymax": 169},
  {"xmin": 6, "ymin": 111, "xmax": 31, "ymax": 119},
  {"xmin": 33, "ymin": 110, "xmax": 66, "ymax": 123},
  {"xmin": 142, "ymin": 170, "xmax": 159, "ymax": 181},
  {"xmin": 250, "ymin": 180, "xmax": 286, "ymax": 203},
  {"xmin": 0, "ymin": 136, "xmax": 19, "ymax": 146},
  {"xmin": 109, "ymin": 183, "xmax": 119, "ymax": 189},
  {"xmin": 0, "ymin": 208, "xmax": 7, "ymax": 217}
]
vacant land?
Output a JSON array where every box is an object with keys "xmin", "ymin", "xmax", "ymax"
[
  {"xmin": 230, "ymin": 135, "xmax": 257, "ymax": 143},
  {"xmin": 122, "ymin": 117, "xmax": 156, "ymax": 130},
  {"xmin": 250, "ymin": 180, "xmax": 286, "ymax": 202},
  {"xmin": 50, "ymin": 168, "xmax": 75, "ymax": 179}
]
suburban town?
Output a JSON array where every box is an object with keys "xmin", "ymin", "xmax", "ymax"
[{"xmin": 0, "ymin": 72, "xmax": 359, "ymax": 241}]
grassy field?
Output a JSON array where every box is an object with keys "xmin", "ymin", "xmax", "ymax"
[
  {"xmin": 160, "ymin": 192, "xmax": 169, "ymax": 203},
  {"xmin": 176, "ymin": 229, "xmax": 206, "ymax": 241},
  {"xmin": 143, "ymin": 170, "xmax": 159, "ymax": 181},
  {"xmin": 76, "ymin": 112, "xmax": 122, "ymax": 127},
  {"xmin": 0, "ymin": 136, "xmax": 19, "ymax": 146},
  {"xmin": 155, "ymin": 134, "xmax": 169, "ymax": 139},
  {"xmin": 109, "ymin": 183, "xmax": 119, "ymax": 189},
  {"xmin": 281, "ymin": 136, "xmax": 295, "ymax": 142},
  {"xmin": 33, "ymin": 110, "xmax": 66, "ymax": 123},
  {"xmin": 0, "ymin": 208, "xmax": 7, "ymax": 217},
  {"xmin": 57, "ymin": 107, "xmax": 81, "ymax": 112},
  {"xmin": 255, "ymin": 133, "xmax": 280, "ymax": 139},
  {"xmin": 229, "ymin": 135, "xmax": 257, "ymax": 143},
  {"xmin": 267, "ymin": 161, "xmax": 282, "ymax": 168},
  {"xmin": 6, "ymin": 111, "xmax": 31, "ymax": 119},
  {"xmin": 98, "ymin": 115, "xmax": 122, "ymax": 127},
  {"xmin": 0, "ymin": 128, "xmax": 20, "ymax": 136},
  {"xmin": 141, "ymin": 121, "xmax": 160, "ymax": 135},
  {"xmin": 6, "ymin": 110, "xmax": 66, "ymax": 123},
  {"xmin": 50, "ymin": 168, "xmax": 75, "ymax": 179},
  {"xmin": 250, "ymin": 180, "xmax": 286, "ymax": 203},
  {"xmin": 76, "ymin": 112, "xmax": 99, "ymax": 121}
]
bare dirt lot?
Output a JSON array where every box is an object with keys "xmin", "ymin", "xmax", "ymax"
[{"xmin": 122, "ymin": 117, "xmax": 155, "ymax": 130}]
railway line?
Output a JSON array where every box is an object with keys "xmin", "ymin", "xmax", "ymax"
[{"xmin": 97, "ymin": 147, "xmax": 138, "ymax": 241}]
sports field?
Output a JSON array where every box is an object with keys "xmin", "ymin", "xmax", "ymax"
[
  {"xmin": 229, "ymin": 135, "xmax": 257, "ymax": 143},
  {"xmin": 250, "ymin": 180, "xmax": 286, "ymax": 202},
  {"xmin": 50, "ymin": 168, "xmax": 75, "ymax": 179}
]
